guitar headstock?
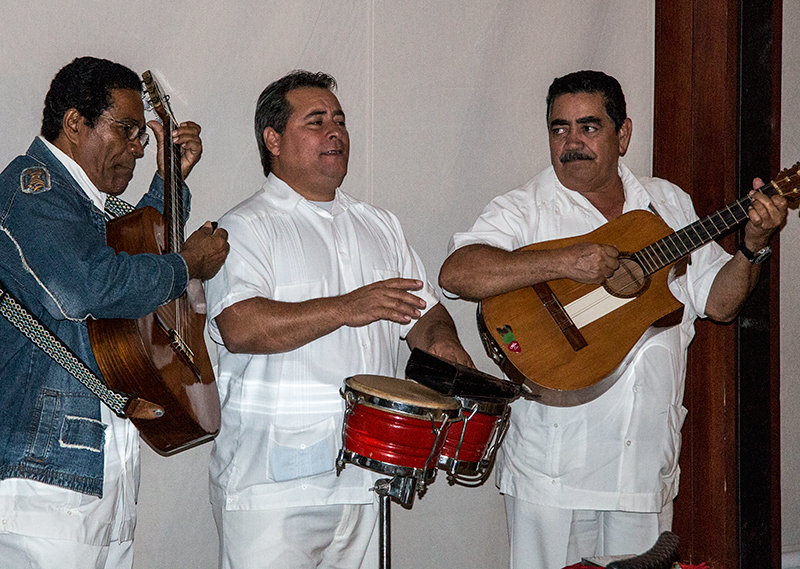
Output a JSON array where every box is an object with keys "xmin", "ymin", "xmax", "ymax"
[
  {"xmin": 770, "ymin": 162, "xmax": 800, "ymax": 201},
  {"xmin": 141, "ymin": 70, "xmax": 176, "ymax": 127}
]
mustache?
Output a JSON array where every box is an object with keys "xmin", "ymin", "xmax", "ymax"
[{"xmin": 559, "ymin": 151, "xmax": 594, "ymax": 164}]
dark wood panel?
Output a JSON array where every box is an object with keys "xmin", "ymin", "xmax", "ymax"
[
  {"xmin": 737, "ymin": 2, "xmax": 782, "ymax": 567},
  {"xmin": 654, "ymin": 1, "xmax": 781, "ymax": 567}
]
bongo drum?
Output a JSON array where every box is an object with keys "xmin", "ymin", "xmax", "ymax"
[
  {"xmin": 438, "ymin": 396, "xmax": 511, "ymax": 486},
  {"xmin": 337, "ymin": 375, "xmax": 460, "ymax": 483}
]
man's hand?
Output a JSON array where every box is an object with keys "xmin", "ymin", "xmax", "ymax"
[
  {"xmin": 702, "ymin": 178, "xmax": 788, "ymax": 322},
  {"xmin": 406, "ymin": 303, "xmax": 474, "ymax": 368},
  {"xmin": 559, "ymin": 241, "xmax": 620, "ymax": 284},
  {"xmin": 742, "ymin": 177, "xmax": 788, "ymax": 251},
  {"xmin": 180, "ymin": 221, "xmax": 229, "ymax": 280},
  {"xmin": 215, "ymin": 278, "xmax": 429, "ymax": 355},
  {"xmin": 425, "ymin": 339, "xmax": 475, "ymax": 368},
  {"xmin": 148, "ymin": 120, "xmax": 203, "ymax": 179},
  {"xmin": 337, "ymin": 278, "xmax": 427, "ymax": 327}
]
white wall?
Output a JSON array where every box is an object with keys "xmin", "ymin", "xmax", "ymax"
[
  {"xmin": 782, "ymin": 1, "xmax": 800, "ymax": 565},
  {"xmin": 10, "ymin": 2, "xmax": 769, "ymax": 568}
]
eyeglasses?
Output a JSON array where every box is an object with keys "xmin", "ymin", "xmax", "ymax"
[{"xmin": 101, "ymin": 114, "xmax": 150, "ymax": 148}]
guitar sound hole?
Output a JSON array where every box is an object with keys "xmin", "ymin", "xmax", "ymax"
[{"xmin": 603, "ymin": 255, "xmax": 649, "ymax": 299}]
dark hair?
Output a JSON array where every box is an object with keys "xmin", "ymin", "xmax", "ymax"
[
  {"xmin": 546, "ymin": 70, "xmax": 627, "ymax": 132},
  {"xmin": 41, "ymin": 56, "xmax": 142, "ymax": 142},
  {"xmin": 254, "ymin": 70, "xmax": 337, "ymax": 176}
]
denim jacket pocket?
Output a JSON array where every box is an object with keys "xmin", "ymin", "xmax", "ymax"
[
  {"xmin": 266, "ymin": 416, "xmax": 337, "ymax": 483},
  {"xmin": 26, "ymin": 389, "xmax": 105, "ymax": 463}
]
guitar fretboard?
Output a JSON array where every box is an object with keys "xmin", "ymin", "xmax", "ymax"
[
  {"xmin": 632, "ymin": 186, "xmax": 773, "ymax": 276},
  {"xmin": 163, "ymin": 113, "xmax": 185, "ymax": 255}
]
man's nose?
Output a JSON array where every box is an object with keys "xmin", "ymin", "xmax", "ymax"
[
  {"xmin": 130, "ymin": 138, "xmax": 146, "ymax": 159},
  {"xmin": 564, "ymin": 129, "xmax": 583, "ymax": 148},
  {"xmin": 327, "ymin": 122, "xmax": 346, "ymax": 139}
]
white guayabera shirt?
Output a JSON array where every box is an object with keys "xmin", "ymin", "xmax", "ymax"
[
  {"xmin": 447, "ymin": 163, "xmax": 731, "ymax": 513},
  {"xmin": 205, "ymin": 173, "xmax": 439, "ymax": 511}
]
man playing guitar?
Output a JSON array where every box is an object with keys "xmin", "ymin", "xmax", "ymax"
[
  {"xmin": 0, "ymin": 56, "xmax": 228, "ymax": 568},
  {"xmin": 439, "ymin": 70, "xmax": 787, "ymax": 569}
]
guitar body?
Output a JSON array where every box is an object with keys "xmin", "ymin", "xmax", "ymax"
[
  {"xmin": 87, "ymin": 206, "xmax": 220, "ymax": 455},
  {"xmin": 479, "ymin": 209, "xmax": 685, "ymax": 406},
  {"xmin": 477, "ymin": 163, "xmax": 800, "ymax": 406}
]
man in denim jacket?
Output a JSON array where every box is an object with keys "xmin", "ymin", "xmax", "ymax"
[{"xmin": 0, "ymin": 56, "xmax": 228, "ymax": 568}]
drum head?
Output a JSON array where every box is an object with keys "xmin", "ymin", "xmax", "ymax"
[{"xmin": 344, "ymin": 375, "xmax": 460, "ymax": 414}]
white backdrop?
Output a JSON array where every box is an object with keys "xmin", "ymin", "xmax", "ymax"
[
  {"xmin": 0, "ymin": 1, "xmax": 796, "ymax": 568},
  {"xmin": 782, "ymin": 2, "xmax": 800, "ymax": 566}
]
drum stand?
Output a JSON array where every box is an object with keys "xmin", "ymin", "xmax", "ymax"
[{"xmin": 372, "ymin": 476, "xmax": 418, "ymax": 569}]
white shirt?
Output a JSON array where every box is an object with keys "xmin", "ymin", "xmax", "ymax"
[
  {"xmin": 204, "ymin": 174, "xmax": 439, "ymax": 511},
  {"xmin": 448, "ymin": 164, "xmax": 731, "ymax": 512},
  {"xmin": 0, "ymin": 137, "xmax": 139, "ymax": 545}
]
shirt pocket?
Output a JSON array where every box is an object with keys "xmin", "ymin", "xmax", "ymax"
[
  {"xmin": 513, "ymin": 404, "xmax": 588, "ymax": 478},
  {"xmin": 660, "ymin": 403, "xmax": 688, "ymax": 479},
  {"xmin": 373, "ymin": 268, "xmax": 400, "ymax": 285},
  {"xmin": 266, "ymin": 416, "xmax": 337, "ymax": 482},
  {"xmin": 273, "ymin": 278, "xmax": 328, "ymax": 303},
  {"xmin": 543, "ymin": 416, "xmax": 587, "ymax": 477}
]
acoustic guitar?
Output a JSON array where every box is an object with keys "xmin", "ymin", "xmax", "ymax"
[
  {"xmin": 87, "ymin": 71, "xmax": 220, "ymax": 455},
  {"xmin": 479, "ymin": 163, "xmax": 800, "ymax": 407}
]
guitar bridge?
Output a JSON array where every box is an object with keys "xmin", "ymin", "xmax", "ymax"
[
  {"xmin": 169, "ymin": 330, "xmax": 195, "ymax": 364},
  {"xmin": 532, "ymin": 282, "xmax": 587, "ymax": 352},
  {"xmin": 152, "ymin": 313, "xmax": 203, "ymax": 382}
]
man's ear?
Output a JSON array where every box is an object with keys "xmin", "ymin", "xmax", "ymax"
[
  {"xmin": 264, "ymin": 127, "xmax": 281, "ymax": 157},
  {"xmin": 61, "ymin": 108, "xmax": 84, "ymax": 145},
  {"xmin": 617, "ymin": 117, "xmax": 633, "ymax": 157}
]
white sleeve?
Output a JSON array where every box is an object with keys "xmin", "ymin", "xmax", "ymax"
[
  {"xmin": 448, "ymin": 190, "xmax": 533, "ymax": 255},
  {"xmin": 388, "ymin": 213, "xmax": 440, "ymax": 339},
  {"xmin": 203, "ymin": 211, "xmax": 275, "ymax": 344}
]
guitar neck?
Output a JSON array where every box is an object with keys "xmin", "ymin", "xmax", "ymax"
[
  {"xmin": 163, "ymin": 115, "xmax": 185, "ymax": 254},
  {"xmin": 633, "ymin": 183, "xmax": 777, "ymax": 276},
  {"xmin": 142, "ymin": 70, "xmax": 185, "ymax": 254}
]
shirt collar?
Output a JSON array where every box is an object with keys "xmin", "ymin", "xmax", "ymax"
[
  {"xmin": 617, "ymin": 162, "xmax": 653, "ymax": 212},
  {"xmin": 261, "ymin": 172, "xmax": 351, "ymax": 216},
  {"xmin": 38, "ymin": 135, "xmax": 107, "ymax": 212},
  {"xmin": 547, "ymin": 162, "xmax": 652, "ymax": 212}
]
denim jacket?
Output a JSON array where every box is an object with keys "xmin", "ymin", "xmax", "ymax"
[{"xmin": 0, "ymin": 137, "xmax": 190, "ymax": 497}]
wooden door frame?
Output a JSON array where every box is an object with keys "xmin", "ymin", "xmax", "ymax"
[{"xmin": 653, "ymin": 1, "xmax": 782, "ymax": 566}]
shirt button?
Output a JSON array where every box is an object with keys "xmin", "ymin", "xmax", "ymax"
[
  {"xmin": 300, "ymin": 444, "xmax": 306, "ymax": 450},
  {"xmin": 551, "ymin": 479, "xmax": 556, "ymax": 485},
  {"xmin": 626, "ymin": 440, "xmax": 632, "ymax": 446},
  {"xmin": 553, "ymin": 423, "xmax": 558, "ymax": 428}
]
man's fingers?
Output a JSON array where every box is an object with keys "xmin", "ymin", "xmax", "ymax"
[{"xmin": 378, "ymin": 277, "xmax": 424, "ymax": 291}]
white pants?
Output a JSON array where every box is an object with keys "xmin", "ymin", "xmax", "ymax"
[
  {"xmin": 0, "ymin": 532, "xmax": 133, "ymax": 569},
  {"xmin": 213, "ymin": 503, "xmax": 379, "ymax": 569},
  {"xmin": 504, "ymin": 495, "xmax": 673, "ymax": 569}
]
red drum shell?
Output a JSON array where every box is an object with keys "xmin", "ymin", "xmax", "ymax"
[
  {"xmin": 439, "ymin": 397, "xmax": 509, "ymax": 473},
  {"xmin": 344, "ymin": 403, "xmax": 449, "ymax": 470},
  {"xmin": 340, "ymin": 375, "xmax": 459, "ymax": 478}
]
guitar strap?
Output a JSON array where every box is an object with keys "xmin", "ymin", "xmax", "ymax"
[
  {"xmin": 0, "ymin": 195, "xmax": 164, "ymax": 421},
  {"xmin": 105, "ymin": 195, "xmax": 136, "ymax": 218}
]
